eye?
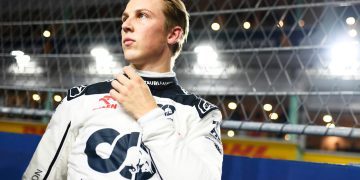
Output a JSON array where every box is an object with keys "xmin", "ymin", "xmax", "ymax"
[
  {"xmin": 121, "ymin": 16, "xmax": 128, "ymax": 23},
  {"xmin": 138, "ymin": 12, "xmax": 148, "ymax": 20}
]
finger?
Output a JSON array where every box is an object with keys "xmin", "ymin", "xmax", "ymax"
[
  {"xmin": 114, "ymin": 73, "xmax": 130, "ymax": 86},
  {"xmin": 123, "ymin": 66, "xmax": 142, "ymax": 82},
  {"xmin": 111, "ymin": 80, "xmax": 121, "ymax": 91},
  {"xmin": 110, "ymin": 89, "xmax": 125, "ymax": 103},
  {"xmin": 111, "ymin": 80, "xmax": 128, "ymax": 95}
]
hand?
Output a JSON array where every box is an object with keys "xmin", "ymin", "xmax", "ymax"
[{"xmin": 110, "ymin": 66, "xmax": 158, "ymax": 120}]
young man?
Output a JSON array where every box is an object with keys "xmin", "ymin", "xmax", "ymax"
[{"xmin": 23, "ymin": 0, "xmax": 223, "ymax": 179}]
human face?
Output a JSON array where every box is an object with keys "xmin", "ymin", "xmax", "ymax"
[{"xmin": 121, "ymin": 0, "xmax": 169, "ymax": 66}]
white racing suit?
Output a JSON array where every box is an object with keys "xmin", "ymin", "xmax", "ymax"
[{"xmin": 23, "ymin": 71, "xmax": 223, "ymax": 180}]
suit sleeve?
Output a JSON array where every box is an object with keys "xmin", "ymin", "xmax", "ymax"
[
  {"xmin": 138, "ymin": 107, "xmax": 223, "ymax": 180},
  {"xmin": 23, "ymin": 98, "xmax": 73, "ymax": 180}
]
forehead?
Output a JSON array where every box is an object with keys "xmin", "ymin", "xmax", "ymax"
[{"xmin": 124, "ymin": 0, "xmax": 164, "ymax": 14}]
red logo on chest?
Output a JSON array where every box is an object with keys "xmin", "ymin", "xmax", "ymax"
[{"xmin": 93, "ymin": 95, "xmax": 118, "ymax": 110}]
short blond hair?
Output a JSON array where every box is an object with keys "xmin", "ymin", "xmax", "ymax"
[{"xmin": 162, "ymin": 0, "xmax": 189, "ymax": 60}]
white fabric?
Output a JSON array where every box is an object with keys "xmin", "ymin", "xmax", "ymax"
[{"xmin": 23, "ymin": 74, "xmax": 223, "ymax": 180}]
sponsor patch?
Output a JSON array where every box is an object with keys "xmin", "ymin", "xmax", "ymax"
[
  {"xmin": 196, "ymin": 98, "xmax": 217, "ymax": 118},
  {"xmin": 93, "ymin": 95, "xmax": 118, "ymax": 110},
  {"xmin": 67, "ymin": 85, "xmax": 87, "ymax": 101}
]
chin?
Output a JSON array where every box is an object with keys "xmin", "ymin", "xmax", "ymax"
[
  {"xmin": 124, "ymin": 55, "xmax": 142, "ymax": 64},
  {"xmin": 124, "ymin": 52, "xmax": 137, "ymax": 61}
]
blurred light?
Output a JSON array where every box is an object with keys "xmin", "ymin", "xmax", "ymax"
[
  {"xmin": 284, "ymin": 134, "xmax": 290, "ymax": 141},
  {"xmin": 32, "ymin": 94, "xmax": 41, "ymax": 102},
  {"xmin": 331, "ymin": 41, "xmax": 359, "ymax": 61},
  {"xmin": 263, "ymin": 104, "xmax": 273, "ymax": 112},
  {"xmin": 15, "ymin": 55, "xmax": 31, "ymax": 65},
  {"xmin": 243, "ymin": 21, "xmax": 251, "ymax": 29},
  {"xmin": 277, "ymin": 20, "xmax": 284, "ymax": 28},
  {"xmin": 15, "ymin": 54, "xmax": 31, "ymax": 72},
  {"xmin": 11, "ymin": 50, "xmax": 24, "ymax": 57},
  {"xmin": 269, "ymin": 113, "xmax": 279, "ymax": 120},
  {"xmin": 346, "ymin": 17, "xmax": 356, "ymax": 25},
  {"xmin": 228, "ymin": 102, "xmax": 237, "ymax": 110},
  {"xmin": 227, "ymin": 130, "xmax": 235, "ymax": 137},
  {"xmin": 91, "ymin": 47, "xmax": 114, "ymax": 68},
  {"xmin": 211, "ymin": 22, "xmax": 220, "ymax": 31},
  {"xmin": 194, "ymin": 45, "xmax": 219, "ymax": 66},
  {"xmin": 321, "ymin": 136, "xmax": 346, "ymax": 151},
  {"xmin": 192, "ymin": 45, "xmax": 235, "ymax": 76},
  {"xmin": 91, "ymin": 47, "xmax": 110, "ymax": 57},
  {"xmin": 98, "ymin": 54, "xmax": 114, "ymax": 62},
  {"xmin": 326, "ymin": 123, "xmax": 336, "ymax": 128},
  {"xmin": 9, "ymin": 50, "xmax": 42, "ymax": 74},
  {"xmin": 54, "ymin": 95, "xmax": 62, "ymax": 102},
  {"xmin": 329, "ymin": 40, "xmax": 359, "ymax": 75},
  {"xmin": 298, "ymin": 20, "xmax": 305, "ymax": 27},
  {"xmin": 349, "ymin": 29, "xmax": 357, "ymax": 37},
  {"xmin": 323, "ymin": 115, "xmax": 333, "ymax": 123},
  {"xmin": 10, "ymin": 50, "xmax": 30, "ymax": 67},
  {"xmin": 43, "ymin": 30, "xmax": 51, "ymax": 38}
]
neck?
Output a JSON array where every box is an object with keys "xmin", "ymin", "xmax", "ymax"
[
  {"xmin": 131, "ymin": 60, "xmax": 171, "ymax": 73},
  {"xmin": 130, "ymin": 51, "xmax": 173, "ymax": 73}
]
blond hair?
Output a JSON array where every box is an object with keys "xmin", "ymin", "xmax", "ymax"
[{"xmin": 162, "ymin": 0, "xmax": 189, "ymax": 60}]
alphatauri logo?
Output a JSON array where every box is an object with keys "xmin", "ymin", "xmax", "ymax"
[
  {"xmin": 85, "ymin": 129, "xmax": 156, "ymax": 179},
  {"xmin": 158, "ymin": 104, "xmax": 176, "ymax": 120}
]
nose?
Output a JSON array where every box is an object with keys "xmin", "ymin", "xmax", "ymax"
[{"xmin": 121, "ymin": 18, "xmax": 133, "ymax": 33}]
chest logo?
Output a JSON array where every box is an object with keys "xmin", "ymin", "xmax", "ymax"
[
  {"xmin": 158, "ymin": 104, "xmax": 176, "ymax": 120},
  {"xmin": 85, "ymin": 129, "xmax": 156, "ymax": 179},
  {"xmin": 93, "ymin": 95, "xmax": 118, "ymax": 110}
]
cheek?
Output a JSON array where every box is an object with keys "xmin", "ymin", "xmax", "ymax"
[{"xmin": 142, "ymin": 28, "xmax": 167, "ymax": 48}]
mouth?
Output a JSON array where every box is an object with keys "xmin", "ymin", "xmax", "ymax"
[{"xmin": 123, "ymin": 38, "xmax": 135, "ymax": 46}]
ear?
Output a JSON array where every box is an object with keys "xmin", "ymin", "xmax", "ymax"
[{"xmin": 167, "ymin": 26, "xmax": 183, "ymax": 45}]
